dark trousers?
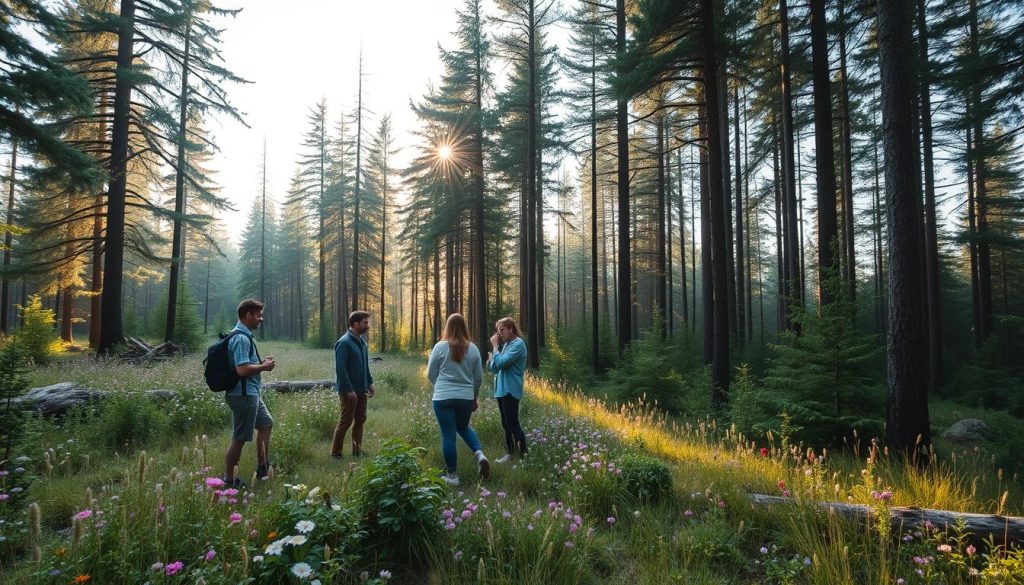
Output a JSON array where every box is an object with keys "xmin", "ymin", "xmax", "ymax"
[
  {"xmin": 332, "ymin": 392, "xmax": 368, "ymax": 455},
  {"xmin": 497, "ymin": 395, "xmax": 527, "ymax": 456}
]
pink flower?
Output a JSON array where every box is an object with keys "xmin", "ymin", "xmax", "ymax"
[
  {"xmin": 684, "ymin": 510, "xmax": 694, "ymax": 518},
  {"xmin": 229, "ymin": 513, "xmax": 243, "ymax": 525},
  {"xmin": 937, "ymin": 544, "xmax": 952, "ymax": 554},
  {"xmin": 966, "ymin": 545, "xmax": 976, "ymax": 556},
  {"xmin": 205, "ymin": 477, "xmax": 225, "ymax": 489},
  {"xmin": 606, "ymin": 516, "xmax": 616, "ymax": 525},
  {"xmin": 73, "ymin": 509, "xmax": 93, "ymax": 521},
  {"xmin": 760, "ymin": 448, "xmax": 769, "ymax": 457},
  {"xmin": 165, "ymin": 561, "xmax": 184, "ymax": 575},
  {"xmin": 0, "ymin": 494, "xmax": 9, "ymax": 501},
  {"xmin": 204, "ymin": 549, "xmax": 216, "ymax": 561}
]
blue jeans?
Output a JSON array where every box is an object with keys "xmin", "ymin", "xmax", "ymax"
[{"xmin": 432, "ymin": 399, "xmax": 482, "ymax": 474}]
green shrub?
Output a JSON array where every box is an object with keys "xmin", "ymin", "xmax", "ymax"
[
  {"xmin": 618, "ymin": 452, "xmax": 673, "ymax": 505},
  {"xmin": 12, "ymin": 295, "xmax": 61, "ymax": 365},
  {"xmin": 608, "ymin": 329, "xmax": 686, "ymax": 413},
  {"xmin": 254, "ymin": 484, "xmax": 366, "ymax": 583},
  {"xmin": 165, "ymin": 386, "xmax": 230, "ymax": 436},
  {"xmin": 375, "ymin": 370, "xmax": 410, "ymax": 396},
  {"xmin": 82, "ymin": 392, "xmax": 170, "ymax": 453},
  {"xmin": 355, "ymin": 440, "xmax": 444, "ymax": 565}
]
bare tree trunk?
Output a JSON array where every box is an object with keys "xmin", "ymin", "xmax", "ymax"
[
  {"xmin": 615, "ymin": 0, "xmax": 631, "ymax": 355},
  {"xmin": 810, "ymin": 0, "xmax": 839, "ymax": 307},
  {"xmin": 778, "ymin": 0, "xmax": 801, "ymax": 331},
  {"xmin": 702, "ymin": 0, "xmax": 730, "ymax": 407},
  {"xmin": 98, "ymin": 0, "xmax": 135, "ymax": 354},
  {"xmin": 968, "ymin": 0, "xmax": 992, "ymax": 342},
  {"xmin": 656, "ymin": 109, "xmax": 668, "ymax": 338},
  {"xmin": 1, "ymin": 136, "xmax": 17, "ymax": 335},
  {"xmin": 165, "ymin": 13, "xmax": 192, "ymax": 343},
  {"xmin": 878, "ymin": 0, "xmax": 931, "ymax": 458},
  {"xmin": 916, "ymin": 0, "xmax": 942, "ymax": 387},
  {"xmin": 838, "ymin": 0, "xmax": 857, "ymax": 304}
]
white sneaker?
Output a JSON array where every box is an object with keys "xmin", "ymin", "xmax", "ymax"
[
  {"xmin": 494, "ymin": 454, "xmax": 511, "ymax": 464},
  {"xmin": 442, "ymin": 473, "xmax": 460, "ymax": 486}
]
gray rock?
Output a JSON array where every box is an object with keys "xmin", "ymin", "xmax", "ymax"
[
  {"xmin": 941, "ymin": 419, "xmax": 991, "ymax": 443},
  {"xmin": 145, "ymin": 389, "xmax": 178, "ymax": 402},
  {"xmin": 15, "ymin": 382, "xmax": 109, "ymax": 416}
]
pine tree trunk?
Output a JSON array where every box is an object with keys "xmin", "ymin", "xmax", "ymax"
[
  {"xmin": 165, "ymin": 14, "xmax": 191, "ymax": 343},
  {"xmin": 966, "ymin": 128, "xmax": 981, "ymax": 347},
  {"xmin": 667, "ymin": 129, "xmax": 675, "ymax": 335},
  {"xmin": 878, "ymin": 0, "xmax": 931, "ymax": 457},
  {"xmin": 615, "ymin": 0, "xmax": 631, "ymax": 355},
  {"xmin": 590, "ymin": 44, "xmax": 599, "ymax": 367},
  {"xmin": 525, "ymin": 0, "xmax": 540, "ymax": 368},
  {"xmin": 656, "ymin": 110, "xmax": 667, "ymax": 338},
  {"xmin": 98, "ymin": 0, "xmax": 135, "ymax": 355},
  {"xmin": 838, "ymin": 0, "xmax": 857, "ymax": 303},
  {"xmin": 472, "ymin": 2, "xmax": 488, "ymax": 351},
  {"xmin": 810, "ymin": 0, "xmax": 839, "ymax": 307},
  {"xmin": 968, "ymin": 0, "xmax": 993, "ymax": 342},
  {"xmin": 916, "ymin": 0, "xmax": 942, "ymax": 387},
  {"xmin": 702, "ymin": 0, "xmax": 730, "ymax": 408},
  {"xmin": 779, "ymin": 0, "xmax": 801, "ymax": 331},
  {"xmin": 733, "ymin": 82, "xmax": 745, "ymax": 344},
  {"xmin": 701, "ymin": 118, "xmax": 714, "ymax": 364},
  {"xmin": 536, "ymin": 134, "xmax": 546, "ymax": 349},
  {"xmin": 353, "ymin": 56, "xmax": 364, "ymax": 313},
  {"xmin": 679, "ymin": 149, "xmax": 689, "ymax": 330},
  {"xmin": 1, "ymin": 136, "xmax": 17, "ymax": 335},
  {"xmin": 260, "ymin": 139, "xmax": 267, "ymax": 340}
]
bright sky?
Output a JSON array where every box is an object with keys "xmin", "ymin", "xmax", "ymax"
[{"xmin": 207, "ymin": 0, "xmax": 467, "ymax": 243}]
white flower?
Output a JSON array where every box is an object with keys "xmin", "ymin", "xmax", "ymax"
[
  {"xmin": 291, "ymin": 562, "xmax": 314, "ymax": 579},
  {"xmin": 264, "ymin": 539, "xmax": 285, "ymax": 556},
  {"xmin": 311, "ymin": 581, "xmax": 322, "ymax": 585},
  {"xmin": 287, "ymin": 534, "xmax": 308, "ymax": 546},
  {"xmin": 295, "ymin": 520, "xmax": 316, "ymax": 534},
  {"xmin": 252, "ymin": 555, "xmax": 264, "ymax": 563}
]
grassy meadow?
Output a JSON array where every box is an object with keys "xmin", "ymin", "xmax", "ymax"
[{"xmin": 0, "ymin": 342, "xmax": 1022, "ymax": 584}]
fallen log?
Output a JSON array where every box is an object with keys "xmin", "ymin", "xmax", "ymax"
[
  {"xmin": 263, "ymin": 380, "xmax": 334, "ymax": 393},
  {"xmin": 748, "ymin": 493, "xmax": 1024, "ymax": 547}
]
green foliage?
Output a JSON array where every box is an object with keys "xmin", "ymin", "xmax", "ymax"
[
  {"xmin": 760, "ymin": 274, "xmax": 884, "ymax": 446},
  {"xmin": 355, "ymin": 440, "xmax": 445, "ymax": 565},
  {"xmin": 304, "ymin": 311, "xmax": 334, "ymax": 349},
  {"xmin": 77, "ymin": 393, "xmax": 170, "ymax": 454},
  {"xmin": 254, "ymin": 484, "xmax": 366, "ymax": 584},
  {"xmin": 949, "ymin": 338, "xmax": 1024, "ymax": 417},
  {"xmin": 608, "ymin": 328, "xmax": 686, "ymax": 413},
  {"xmin": 374, "ymin": 370, "xmax": 410, "ymax": 397},
  {"xmin": 12, "ymin": 295, "xmax": 61, "ymax": 365},
  {"xmin": 728, "ymin": 364, "xmax": 766, "ymax": 434},
  {"xmin": 618, "ymin": 452, "xmax": 673, "ymax": 505},
  {"xmin": 0, "ymin": 341, "xmax": 35, "ymax": 559},
  {"xmin": 148, "ymin": 279, "xmax": 206, "ymax": 352}
]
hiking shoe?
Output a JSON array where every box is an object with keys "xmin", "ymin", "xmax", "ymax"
[
  {"xmin": 478, "ymin": 457, "xmax": 490, "ymax": 479},
  {"xmin": 224, "ymin": 477, "xmax": 248, "ymax": 490},
  {"xmin": 494, "ymin": 454, "xmax": 511, "ymax": 464},
  {"xmin": 442, "ymin": 473, "xmax": 460, "ymax": 486}
]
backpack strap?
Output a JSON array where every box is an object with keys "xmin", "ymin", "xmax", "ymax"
[{"xmin": 226, "ymin": 330, "xmax": 260, "ymax": 396}]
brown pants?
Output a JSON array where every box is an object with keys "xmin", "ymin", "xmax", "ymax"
[{"xmin": 332, "ymin": 392, "xmax": 368, "ymax": 455}]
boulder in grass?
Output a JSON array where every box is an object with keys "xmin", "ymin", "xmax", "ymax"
[
  {"xmin": 941, "ymin": 419, "xmax": 991, "ymax": 443},
  {"xmin": 15, "ymin": 382, "xmax": 109, "ymax": 416},
  {"xmin": 145, "ymin": 389, "xmax": 179, "ymax": 402}
]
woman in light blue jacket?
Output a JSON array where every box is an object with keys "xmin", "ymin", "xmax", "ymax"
[
  {"xmin": 427, "ymin": 314, "xmax": 490, "ymax": 486},
  {"xmin": 488, "ymin": 317, "xmax": 528, "ymax": 462}
]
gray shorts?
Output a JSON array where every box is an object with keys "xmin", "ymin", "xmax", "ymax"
[{"xmin": 225, "ymin": 393, "xmax": 273, "ymax": 442}]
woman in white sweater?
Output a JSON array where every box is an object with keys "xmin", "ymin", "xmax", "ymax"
[{"xmin": 427, "ymin": 313, "xmax": 490, "ymax": 486}]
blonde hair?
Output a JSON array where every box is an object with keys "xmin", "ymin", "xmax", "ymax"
[{"xmin": 441, "ymin": 313, "xmax": 471, "ymax": 363}]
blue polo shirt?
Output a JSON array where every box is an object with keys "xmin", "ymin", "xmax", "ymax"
[{"xmin": 226, "ymin": 322, "xmax": 261, "ymax": 396}]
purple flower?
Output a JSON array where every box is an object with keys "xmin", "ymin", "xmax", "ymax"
[
  {"xmin": 73, "ymin": 509, "xmax": 93, "ymax": 521},
  {"xmin": 205, "ymin": 477, "xmax": 225, "ymax": 489},
  {"xmin": 229, "ymin": 513, "xmax": 243, "ymax": 525},
  {"xmin": 606, "ymin": 516, "xmax": 616, "ymax": 525},
  {"xmin": 165, "ymin": 561, "xmax": 184, "ymax": 576},
  {"xmin": 564, "ymin": 540, "xmax": 575, "ymax": 548},
  {"xmin": 454, "ymin": 550, "xmax": 464, "ymax": 561},
  {"xmin": 684, "ymin": 510, "xmax": 694, "ymax": 518},
  {"xmin": 205, "ymin": 549, "xmax": 216, "ymax": 561}
]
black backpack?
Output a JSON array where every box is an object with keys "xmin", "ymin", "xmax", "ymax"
[{"xmin": 203, "ymin": 330, "xmax": 259, "ymax": 394}]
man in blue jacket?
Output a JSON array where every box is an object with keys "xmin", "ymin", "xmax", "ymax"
[{"xmin": 332, "ymin": 310, "xmax": 375, "ymax": 458}]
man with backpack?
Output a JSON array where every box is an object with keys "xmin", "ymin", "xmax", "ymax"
[{"xmin": 220, "ymin": 299, "xmax": 276, "ymax": 487}]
